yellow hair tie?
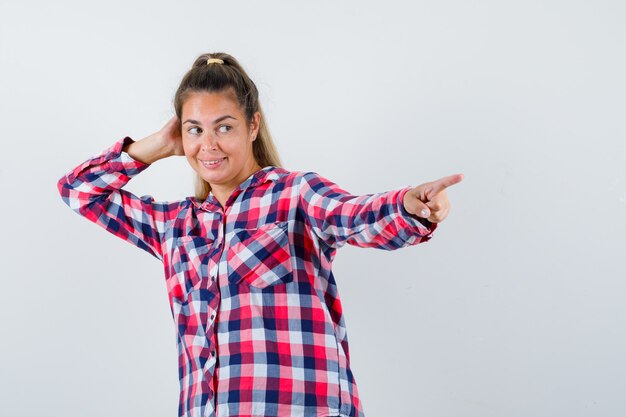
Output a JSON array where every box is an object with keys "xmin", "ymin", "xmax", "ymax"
[{"xmin": 206, "ymin": 58, "xmax": 224, "ymax": 65}]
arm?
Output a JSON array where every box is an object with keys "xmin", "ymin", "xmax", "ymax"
[
  {"xmin": 297, "ymin": 171, "xmax": 438, "ymax": 251},
  {"xmin": 57, "ymin": 116, "xmax": 185, "ymax": 260}
]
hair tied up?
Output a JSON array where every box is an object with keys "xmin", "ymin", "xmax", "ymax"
[{"xmin": 173, "ymin": 52, "xmax": 283, "ymax": 201}]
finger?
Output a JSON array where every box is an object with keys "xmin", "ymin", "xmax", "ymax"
[
  {"xmin": 430, "ymin": 212, "xmax": 445, "ymax": 223},
  {"xmin": 425, "ymin": 173, "xmax": 464, "ymax": 200},
  {"xmin": 406, "ymin": 195, "xmax": 431, "ymax": 219},
  {"xmin": 415, "ymin": 200, "xmax": 432, "ymax": 219},
  {"xmin": 166, "ymin": 114, "xmax": 178, "ymax": 125},
  {"xmin": 426, "ymin": 190, "xmax": 450, "ymax": 211}
]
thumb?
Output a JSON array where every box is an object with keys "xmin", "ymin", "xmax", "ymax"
[
  {"xmin": 414, "ymin": 200, "xmax": 431, "ymax": 219},
  {"xmin": 404, "ymin": 190, "xmax": 431, "ymax": 218}
]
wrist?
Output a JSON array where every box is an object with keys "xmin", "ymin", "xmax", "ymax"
[{"xmin": 125, "ymin": 134, "xmax": 173, "ymax": 164}]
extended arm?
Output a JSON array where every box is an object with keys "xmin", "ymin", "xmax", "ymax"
[{"xmin": 297, "ymin": 171, "xmax": 439, "ymax": 251}]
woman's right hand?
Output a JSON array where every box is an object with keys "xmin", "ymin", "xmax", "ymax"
[
  {"xmin": 123, "ymin": 115, "xmax": 185, "ymax": 164},
  {"xmin": 157, "ymin": 115, "xmax": 185, "ymax": 156}
]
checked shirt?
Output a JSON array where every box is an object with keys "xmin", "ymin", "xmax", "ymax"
[{"xmin": 57, "ymin": 136, "xmax": 438, "ymax": 417}]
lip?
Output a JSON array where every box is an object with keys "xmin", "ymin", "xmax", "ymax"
[{"xmin": 199, "ymin": 157, "xmax": 227, "ymax": 169}]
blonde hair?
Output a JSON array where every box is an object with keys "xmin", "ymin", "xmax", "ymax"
[{"xmin": 173, "ymin": 52, "xmax": 282, "ymax": 200}]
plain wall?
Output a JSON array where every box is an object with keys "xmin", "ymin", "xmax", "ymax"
[{"xmin": 1, "ymin": 0, "xmax": 625, "ymax": 416}]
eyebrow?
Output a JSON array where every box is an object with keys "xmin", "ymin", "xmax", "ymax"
[{"xmin": 183, "ymin": 115, "xmax": 236, "ymax": 125}]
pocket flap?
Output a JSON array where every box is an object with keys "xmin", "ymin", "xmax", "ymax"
[{"xmin": 227, "ymin": 222, "xmax": 293, "ymax": 288}]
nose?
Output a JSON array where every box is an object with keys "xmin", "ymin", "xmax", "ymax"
[{"xmin": 201, "ymin": 134, "xmax": 218, "ymax": 152}]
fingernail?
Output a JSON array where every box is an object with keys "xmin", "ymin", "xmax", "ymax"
[{"xmin": 421, "ymin": 209, "xmax": 430, "ymax": 217}]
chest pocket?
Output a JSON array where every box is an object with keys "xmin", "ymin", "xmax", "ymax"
[
  {"xmin": 227, "ymin": 221, "xmax": 294, "ymax": 289},
  {"xmin": 170, "ymin": 236, "xmax": 215, "ymax": 302}
]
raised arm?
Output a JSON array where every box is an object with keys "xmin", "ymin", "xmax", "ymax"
[
  {"xmin": 297, "ymin": 171, "xmax": 446, "ymax": 251},
  {"xmin": 57, "ymin": 116, "xmax": 185, "ymax": 260}
]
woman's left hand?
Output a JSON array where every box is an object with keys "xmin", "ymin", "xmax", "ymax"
[{"xmin": 403, "ymin": 174, "xmax": 464, "ymax": 223}]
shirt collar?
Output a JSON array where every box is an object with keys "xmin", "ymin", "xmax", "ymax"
[{"xmin": 191, "ymin": 166, "xmax": 287, "ymax": 211}]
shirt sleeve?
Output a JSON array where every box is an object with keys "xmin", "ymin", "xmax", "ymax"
[
  {"xmin": 57, "ymin": 136, "xmax": 180, "ymax": 261},
  {"xmin": 297, "ymin": 171, "xmax": 438, "ymax": 250}
]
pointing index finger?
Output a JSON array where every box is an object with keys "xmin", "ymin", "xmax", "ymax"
[{"xmin": 425, "ymin": 173, "xmax": 464, "ymax": 200}]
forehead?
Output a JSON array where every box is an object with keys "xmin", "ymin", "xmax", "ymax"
[{"xmin": 182, "ymin": 90, "xmax": 243, "ymax": 120}]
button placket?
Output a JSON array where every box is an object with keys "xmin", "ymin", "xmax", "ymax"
[{"xmin": 202, "ymin": 211, "xmax": 223, "ymax": 401}]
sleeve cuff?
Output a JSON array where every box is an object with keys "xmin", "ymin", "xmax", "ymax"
[
  {"xmin": 115, "ymin": 137, "xmax": 151, "ymax": 167},
  {"xmin": 65, "ymin": 136, "xmax": 150, "ymax": 183}
]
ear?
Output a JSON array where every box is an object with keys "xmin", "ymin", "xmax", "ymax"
[{"xmin": 249, "ymin": 111, "xmax": 261, "ymax": 142}]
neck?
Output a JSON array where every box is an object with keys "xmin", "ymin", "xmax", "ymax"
[{"xmin": 210, "ymin": 161, "xmax": 263, "ymax": 208}]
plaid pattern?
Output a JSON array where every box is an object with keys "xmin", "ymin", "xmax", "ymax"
[{"xmin": 58, "ymin": 136, "xmax": 438, "ymax": 417}]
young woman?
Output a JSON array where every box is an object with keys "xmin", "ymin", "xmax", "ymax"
[{"xmin": 58, "ymin": 52, "xmax": 463, "ymax": 417}]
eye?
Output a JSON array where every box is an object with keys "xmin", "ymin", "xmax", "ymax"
[
  {"xmin": 187, "ymin": 126, "xmax": 202, "ymax": 135},
  {"xmin": 217, "ymin": 125, "xmax": 232, "ymax": 134}
]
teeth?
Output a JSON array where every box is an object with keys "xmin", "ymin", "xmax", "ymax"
[{"xmin": 201, "ymin": 158, "xmax": 225, "ymax": 166}]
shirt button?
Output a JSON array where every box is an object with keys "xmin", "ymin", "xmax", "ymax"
[{"xmin": 210, "ymin": 313, "xmax": 215, "ymax": 320}]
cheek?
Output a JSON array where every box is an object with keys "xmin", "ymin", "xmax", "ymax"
[
  {"xmin": 182, "ymin": 141, "xmax": 197, "ymax": 165},
  {"xmin": 228, "ymin": 139, "xmax": 252, "ymax": 156},
  {"xmin": 182, "ymin": 139, "xmax": 196, "ymax": 156}
]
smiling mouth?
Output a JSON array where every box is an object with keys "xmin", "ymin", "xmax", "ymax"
[{"xmin": 199, "ymin": 157, "xmax": 227, "ymax": 167}]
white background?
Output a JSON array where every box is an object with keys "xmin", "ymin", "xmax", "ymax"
[{"xmin": 1, "ymin": 1, "xmax": 625, "ymax": 416}]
